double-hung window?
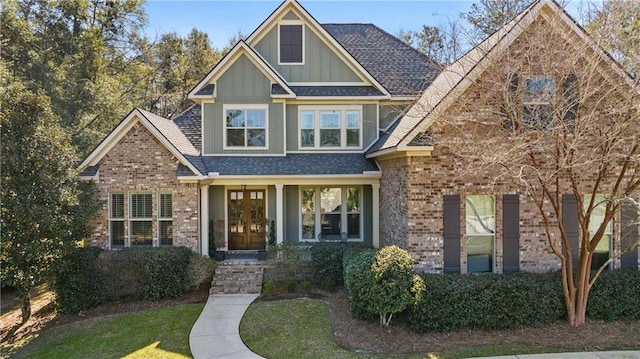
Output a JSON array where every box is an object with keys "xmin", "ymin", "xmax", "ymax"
[
  {"xmin": 224, "ymin": 105, "xmax": 268, "ymax": 149},
  {"xmin": 109, "ymin": 193, "xmax": 125, "ymax": 249},
  {"xmin": 158, "ymin": 193, "xmax": 173, "ymax": 246},
  {"xmin": 298, "ymin": 106, "xmax": 362, "ymax": 149},
  {"xmin": 584, "ymin": 194, "xmax": 612, "ymax": 270},
  {"xmin": 300, "ymin": 187, "xmax": 362, "ymax": 241},
  {"xmin": 466, "ymin": 195, "xmax": 495, "ymax": 273},
  {"xmin": 523, "ymin": 75, "xmax": 555, "ymax": 130},
  {"xmin": 130, "ymin": 193, "xmax": 152, "ymax": 247}
]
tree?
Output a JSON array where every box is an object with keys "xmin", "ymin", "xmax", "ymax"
[
  {"xmin": 463, "ymin": 0, "xmax": 533, "ymax": 43},
  {"xmin": 0, "ymin": 83, "xmax": 97, "ymax": 322},
  {"xmin": 424, "ymin": 9, "xmax": 640, "ymax": 326},
  {"xmin": 397, "ymin": 21, "xmax": 464, "ymax": 66}
]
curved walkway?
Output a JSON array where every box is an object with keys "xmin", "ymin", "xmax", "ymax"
[{"xmin": 189, "ymin": 294, "xmax": 263, "ymax": 359}]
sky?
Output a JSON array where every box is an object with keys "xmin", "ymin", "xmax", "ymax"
[{"xmin": 144, "ymin": 1, "xmax": 588, "ymax": 50}]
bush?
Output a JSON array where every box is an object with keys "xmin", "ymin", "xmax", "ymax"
[
  {"xmin": 409, "ymin": 272, "xmax": 566, "ymax": 332},
  {"xmin": 264, "ymin": 280, "xmax": 276, "ymax": 296},
  {"xmin": 587, "ymin": 269, "xmax": 640, "ymax": 321},
  {"xmin": 54, "ymin": 246, "xmax": 105, "ymax": 314},
  {"xmin": 98, "ymin": 247, "xmax": 192, "ymax": 301},
  {"xmin": 286, "ymin": 280, "xmax": 297, "ymax": 293},
  {"xmin": 310, "ymin": 242, "xmax": 371, "ymax": 289},
  {"xmin": 186, "ymin": 255, "xmax": 216, "ymax": 291},
  {"xmin": 344, "ymin": 246, "xmax": 415, "ymax": 326},
  {"xmin": 343, "ymin": 249, "xmax": 378, "ymax": 320}
]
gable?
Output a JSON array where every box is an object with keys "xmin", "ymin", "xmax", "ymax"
[
  {"xmin": 254, "ymin": 22, "xmax": 363, "ymax": 83},
  {"xmin": 217, "ymin": 54, "xmax": 272, "ymax": 101}
]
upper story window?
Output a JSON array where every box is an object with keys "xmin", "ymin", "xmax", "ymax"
[
  {"xmin": 224, "ymin": 105, "xmax": 268, "ymax": 149},
  {"xmin": 523, "ymin": 75, "xmax": 555, "ymax": 130},
  {"xmin": 279, "ymin": 23, "xmax": 303, "ymax": 64},
  {"xmin": 299, "ymin": 106, "xmax": 362, "ymax": 149}
]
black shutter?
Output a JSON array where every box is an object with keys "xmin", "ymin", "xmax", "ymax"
[
  {"xmin": 562, "ymin": 74, "xmax": 579, "ymax": 129},
  {"xmin": 502, "ymin": 73, "xmax": 519, "ymax": 131},
  {"xmin": 621, "ymin": 201, "xmax": 639, "ymax": 269},
  {"xmin": 280, "ymin": 25, "xmax": 303, "ymax": 63},
  {"xmin": 562, "ymin": 194, "xmax": 579, "ymax": 268},
  {"xmin": 503, "ymin": 194, "xmax": 520, "ymax": 272},
  {"xmin": 443, "ymin": 195, "xmax": 461, "ymax": 273}
]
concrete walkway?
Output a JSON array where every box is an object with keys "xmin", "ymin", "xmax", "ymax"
[{"xmin": 189, "ymin": 294, "xmax": 263, "ymax": 359}]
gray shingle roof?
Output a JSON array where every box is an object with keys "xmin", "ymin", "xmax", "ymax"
[
  {"xmin": 291, "ymin": 86, "xmax": 384, "ymax": 97},
  {"xmin": 194, "ymin": 84, "xmax": 215, "ymax": 96},
  {"xmin": 202, "ymin": 153, "xmax": 378, "ymax": 176},
  {"xmin": 79, "ymin": 165, "xmax": 99, "ymax": 177},
  {"xmin": 323, "ymin": 23, "xmax": 440, "ymax": 96},
  {"xmin": 271, "ymin": 84, "xmax": 290, "ymax": 95},
  {"xmin": 173, "ymin": 104, "xmax": 201, "ymax": 151}
]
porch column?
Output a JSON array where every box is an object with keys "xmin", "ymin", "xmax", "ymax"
[
  {"xmin": 372, "ymin": 183, "xmax": 380, "ymax": 248},
  {"xmin": 275, "ymin": 183, "xmax": 284, "ymax": 244},
  {"xmin": 200, "ymin": 184, "xmax": 209, "ymax": 256}
]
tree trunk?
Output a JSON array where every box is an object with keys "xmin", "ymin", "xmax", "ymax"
[{"xmin": 20, "ymin": 289, "xmax": 31, "ymax": 323}]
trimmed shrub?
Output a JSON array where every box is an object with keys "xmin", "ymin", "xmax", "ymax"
[
  {"xmin": 310, "ymin": 242, "xmax": 371, "ymax": 289},
  {"xmin": 54, "ymin": 246, "xmax": 105, "ymax": 314},
  {"xmin": 186, "ymin": 254, "xmax": 216, "ymax": 291},
  {"xmin": 264, "ymin": 279, "xmax": 276, "ymax": 296},
  {"xmin": 98, "ymin": 247, "xmax": 191, "ymax": 301},
  {"xmin": 344, "ymin": 246, "xmax": 415, "ymax": 326},
  {"xmin": 587, "ymin": 269, "xmax": 640, "ymax": 321},
  {"xmin": 409, "ymin": 272, "xmax": 565, "ymax": 332}
]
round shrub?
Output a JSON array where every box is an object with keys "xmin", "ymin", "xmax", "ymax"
[
  {"xmin": 54, "ymin": 246, "xmax": 105, "ymax": 314},
  {"xmin": 587, "ymin": 269, "xmax": 640, "ymax": 321},
  {"xmin": 186, "ymin": 254, "xmax": 216, "ymax": 291}
]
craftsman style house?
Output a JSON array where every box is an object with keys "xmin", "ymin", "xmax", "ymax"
[{"xmin": 79, "ymin": 0, "xmax": 639, "ymax": 273}]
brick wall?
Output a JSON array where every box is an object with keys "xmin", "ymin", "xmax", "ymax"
[{"xmin": 87, "ymin": 122, "xmax": 200, "ymax": 252}]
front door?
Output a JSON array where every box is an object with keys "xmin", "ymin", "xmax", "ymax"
[{"xmin": 228, "ymin": 189, "xmax": 266, "ymax": 250}]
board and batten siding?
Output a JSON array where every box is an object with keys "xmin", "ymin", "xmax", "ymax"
[
  {"xmin": 202, "ymin": 54, "xmax": 285, "ymax": 155},
  {"xmin": 254, "ymin": 24, "xmax": 362, "ymax": 83},
  {"xmin": 285, "ymin": 103, "xmax": 378, "ymax": 151}
]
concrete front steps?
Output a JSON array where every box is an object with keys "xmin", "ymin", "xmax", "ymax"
[{"xmin": 210, "ymin": 259, "xmax": 265, "ymax": 295}]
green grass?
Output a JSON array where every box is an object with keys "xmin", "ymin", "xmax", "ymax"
[
  {"xmin": 10, "ymin": 304, "xmax": 204, "ymax": 359},
  {"xmin": 240, "ymin": 298, "xmax": 566, "ymax": 359}
]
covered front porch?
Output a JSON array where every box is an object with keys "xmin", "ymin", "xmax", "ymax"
[{"xmin": 197, "ymin": 175, "xmax": 381, "ymax": 255}]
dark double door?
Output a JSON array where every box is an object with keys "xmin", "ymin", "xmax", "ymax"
[{"xmin": 228, "ymin": 190, "xmax": 266, "ymax": 250}]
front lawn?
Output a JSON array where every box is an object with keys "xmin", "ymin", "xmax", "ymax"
[{"xmin": 10, "ymin": 304, "xmax": 203, "ymax": 359}]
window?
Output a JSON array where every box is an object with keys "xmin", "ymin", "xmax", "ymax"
[
  {"xmin": 224, "ymin": 106, "xmax": 268, "ymax": 148},
  {"xmin": 466, "ymin": 195, "xmax": 495, "ymax": 273},
  {"xmin": 110, "ymin": 193, "xmax": 125, "ymax": 248},
  {"xmin": 279, "ymin": 24, "xmax": 303, "ymax": 64},
  {"xmin": 298, "ymin": 106, "xmax": 362, "ymax": 149},
  {"xmin": 584, "ymin": 194, "xmax": 612, "ymax": 270},
  {"xmin": 523, "ymin": 75, "xmax": 555, "ymax": 130},
  {"xmin": 300, "ymin": 187, "xmax": 362, "ymax": 241},
  {"xmin": 130, "ymin": 193, "xmax": 152, "ymax": 246},
  {"xmin": 158, "ymin": 193, "xmax": 173, "ymax": 246}
]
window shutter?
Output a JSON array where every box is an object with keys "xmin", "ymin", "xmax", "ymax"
[
  {"xmin": 621, "ymin": 200, "xmax": 639, "ymax": 269},
  {"xmin": 562, "ymin": 194, "xmax": 579, "ymax": 268},
  {"xmin": 503, "ymin": 194, "xmax": 520, "ymax": 272},
  {"xmin": 562, "ymin": 74, "xmax": 579, "ymax": 128},
  {"xmin": 280, "ymin": 25, "xmax": 303, "ymax": 63},
  {"xmin": 502, "ymin": 73, "xmax": 519, "ymax": 131},
  {"xmin": 443, "ymin": 195, "xmax": 461, "ymax": 273}
]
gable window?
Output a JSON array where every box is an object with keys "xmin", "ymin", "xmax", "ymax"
[
  {"xmin": 279, "ymin": 24, "xmax": 303, "ymax": 64},
  {"xmin": 109, "ymin": 193, "xmax": 125, "ymax": 249},
  {"xmin": 300, "ymin": 187, "xmax": 362, "ymax": 241},
  {"xmin": 466, "ymin": 195, "xmax": 495, "ymax": 273},
  {"xmin": 158, "ymin": 193, "xmax": 173, "ymax": 246},
  {"xmin": 224, "ymin": 105, "xmax": 268, "ymax": 149},
  {"xmin": 298, "ymin": 106, "xmax": 362, "ymax": 149},
  {"xmin": 584, "ymin": 194, "xmax": 612, "ymax": 270},
  {"xmin": 523, "ymin": 75, "xmax": 555, "ymax": 130},
  {"xmin": 130, "ymin": 193, "xmax": 152, "ymax": 247}
]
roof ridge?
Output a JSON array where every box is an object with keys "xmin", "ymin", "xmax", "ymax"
[
  {"xmin": 172, "ymin": 103, "xmax": 200, "ymax": 121},
  {"xmin": 369, "ymin": 23, "xmax": 441, "ymax": 69}
]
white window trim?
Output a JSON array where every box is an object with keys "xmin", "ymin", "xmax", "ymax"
[
  {"xmin": 298, "ymin": 186, "xmax": 363, "ymax": 242},
  {"xmin": 222, "ymin": 104, "xmax": 269, "ymax": 150},
  {"xmin": 109, "ymin": 192, "xmax": 125, "ymax": 249},
  {"xmin": 277, "ymin": 20, "xmax": 305, "ymax": 65},
  {"xmin": 158, "ymin": 192, "xmax": 173, "ymax": 247},
  {"xmin": 129, "ymin": 192, "xmax": 153, "ymax": 247},
  {"xmin": 583, "ymin": 194, "xmax": 613, "ymax": 261},
  {"xmin": 465, "ymin": 195, "xmax": 496, "ymax": 273},
  {"xmin": 298, "ymin": 105, "xmax": 363, "ymax": 150}
]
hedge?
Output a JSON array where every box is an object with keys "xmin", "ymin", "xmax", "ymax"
[
  {"xmin": 54, "ymin": 246, "xmax": 105, "ymax": 314},
  {"xmin": 343, "ymin": 249, "xmax": 378, "ymax": 320},
  {"xmin": 587, "ymin": 270, "xmax": 640, "ymax": 321},
  {"xmin": 310, "ymin": 242, "xmax": 371, "ymax": 290},
  {"xmin": 409, "ymin": 272, "xmax": 566, "ymax": 332}
]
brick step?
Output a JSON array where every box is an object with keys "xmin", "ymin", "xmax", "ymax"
[{"xmin": 210, "ymin": 261, "xmax": 265, "ymax": 295}]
